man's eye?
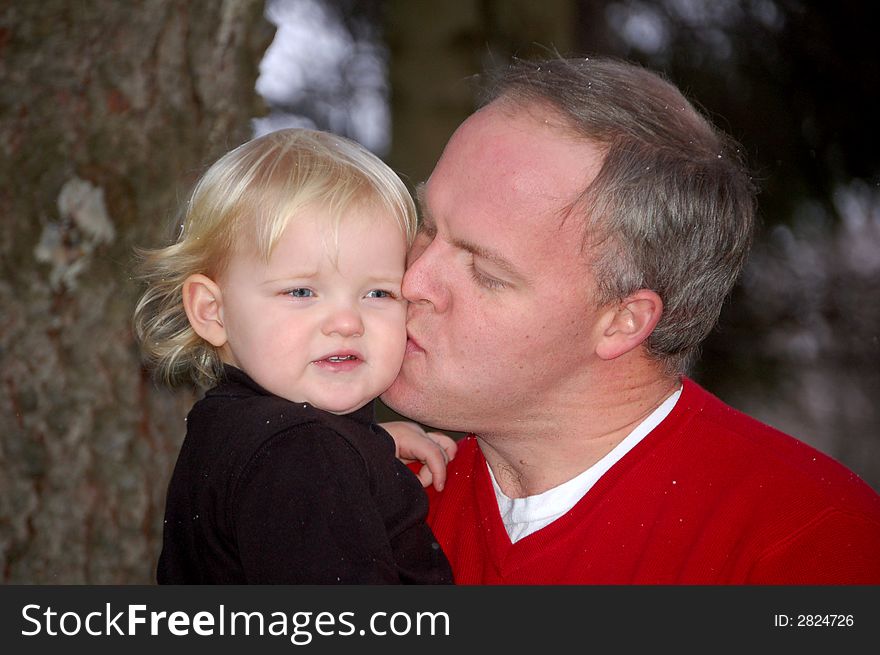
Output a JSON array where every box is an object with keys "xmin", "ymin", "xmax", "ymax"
[
  {"xmin": 469, "ymin": 263, "xmax": 507, "ymax": 290},
  {"xmin": 285, "ymin": 288, "xmax": 314, "ymax": 298}
]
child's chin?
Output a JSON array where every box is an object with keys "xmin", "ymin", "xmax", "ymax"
[{"xmin": 315, "ymin": 397, "xmax": 371, "ymax": 416}]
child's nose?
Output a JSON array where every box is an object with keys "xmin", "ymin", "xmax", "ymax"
[{"xmin": 322, "ymin": 305, "xmax": 364, "ymax": 338}]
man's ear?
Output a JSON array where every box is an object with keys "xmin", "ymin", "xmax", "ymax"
[
  {"xmin": 595, "ymin": 290, "xmax": 663, "ymax": 361},
  {"xmin": 182, "ymin": 274, "xmax": 227, "ymax": 347}
]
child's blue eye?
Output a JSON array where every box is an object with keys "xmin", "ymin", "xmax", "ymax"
[
  {"xmin": 286, "ymin": 288, "xmax": 314, "ymax": 298},
  {"xmin": 366, "ymin": 289, "xmax": 394, "ymax": 299}
]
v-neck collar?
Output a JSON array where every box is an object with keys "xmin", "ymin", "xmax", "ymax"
[{"xmin": 470, "ymin": 378, "xmax": 700, "ymax": 577}]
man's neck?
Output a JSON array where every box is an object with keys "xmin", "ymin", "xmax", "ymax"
[{"xmin": 478, "ymin": 363, "xmax": 680, "ymax": 498}]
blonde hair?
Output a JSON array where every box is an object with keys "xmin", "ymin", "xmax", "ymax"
[{"xmin": 133, "ymin": 128, "xmax": 417, "ymax": 388}]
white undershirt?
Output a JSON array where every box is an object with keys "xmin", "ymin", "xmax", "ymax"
[{"xmin": 489, "ymin": 387, "xmax": 683, "ymax": 543}]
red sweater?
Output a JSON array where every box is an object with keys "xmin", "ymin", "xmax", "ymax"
[{"xmin": 425, "ymin": 378, "xmax": 880, "ymax": 584}]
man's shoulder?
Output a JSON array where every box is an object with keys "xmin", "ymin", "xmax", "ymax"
[
  {"xmin": 673, "ymin": 378, "xmax": 880, "ymax": 512},
  {"xmin": 679, "ymin": 378, "xmax": 842, "ymax": 467}
]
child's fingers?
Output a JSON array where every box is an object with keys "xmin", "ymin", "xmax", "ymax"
[
  {"xmin": 425, "ymin": 431, "xmax": 458, "ymax": 462},
  {"xmin": 416, "ymin": 464, "xmax": 435, "ymax": 489},
  {"xmin": 418, "ymin": 437, "xmax": 451, "ymax": 491}
]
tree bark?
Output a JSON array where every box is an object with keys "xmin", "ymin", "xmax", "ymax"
[{"xmin": 0, "ymin": 0, "xmax": 272, "ymax": 583}]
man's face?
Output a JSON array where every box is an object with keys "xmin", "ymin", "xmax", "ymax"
[{"xmin": 381, "ymin": 102, "xmax": 607, "ymax": 433}]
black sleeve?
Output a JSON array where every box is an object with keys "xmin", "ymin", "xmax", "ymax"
[{"xmin": 229, "ymin": 423, "xmax": 401, "ymax": 584}]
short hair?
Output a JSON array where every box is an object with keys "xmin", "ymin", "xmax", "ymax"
[
  {"xmin": 484, "ymin": 56, "xmax": 757, "ymax": 375},
  {"xmin": 132, "ymin": 128, "xmax": 417, "ymax": 388}
]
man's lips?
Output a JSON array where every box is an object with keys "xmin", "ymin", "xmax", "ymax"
[{"xmin": 405, "ymin": 332, "xmax": 425, "ymax": 355}]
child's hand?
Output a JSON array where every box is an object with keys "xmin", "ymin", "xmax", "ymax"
[{"xmin": 381, "ymin": 421, "xmax": 457, "ymax": 491}]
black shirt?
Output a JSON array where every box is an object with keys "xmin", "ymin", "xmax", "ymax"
[{"xmin": 157, "ymin": 365, "xmax": 452, "ymax": 584}]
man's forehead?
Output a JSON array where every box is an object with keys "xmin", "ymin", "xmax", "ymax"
[{"xmin": 437, "ymin": 104, "xmax": 598, "ymax": 201}]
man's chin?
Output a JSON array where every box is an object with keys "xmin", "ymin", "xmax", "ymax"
[
  {"xmin": 380, "ymin": 376, "xmax": 435, "ymax": 424},
  {"xmin": 379, "ymin": 379, "xmax": 410, "ymax": 416},
  {"xmin": 381, "ymin": 386, "xmax": 469, "ymax": 436}
]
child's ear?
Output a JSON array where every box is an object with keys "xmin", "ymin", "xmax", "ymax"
[
  {"xmin": 182, "ymin": 274, "xmax": 227, "ymax": 347},
  {"xmin": 595, "ymin": 290, "xmax": 663, "ymax": 361}
]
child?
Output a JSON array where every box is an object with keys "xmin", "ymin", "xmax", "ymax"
[{"xmin": 133, "ymin": 128, "xmax": 453, "ymax": 584}]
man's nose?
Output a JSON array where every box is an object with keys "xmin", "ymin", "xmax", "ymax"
[
  {"xmin": 402, "ymin": 238, "xmax": 448, "ymax": 311},
  {"xmin": 322, "ymin": 303, "xmax": 364, "ymax": 337}
]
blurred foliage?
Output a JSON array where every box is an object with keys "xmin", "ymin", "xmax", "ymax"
[{"xmin": 579, "ymin": 0, "xmax": 879, "ymax": 223}]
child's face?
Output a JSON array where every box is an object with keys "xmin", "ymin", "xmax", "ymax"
[{"xmin": 217, "ymin": 205, "xmax": 408, "ymax": 414}]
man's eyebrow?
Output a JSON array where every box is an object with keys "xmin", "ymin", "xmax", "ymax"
[{"xmin": 453, "ymin": 237, "xmax": 521, "ymax": 278}]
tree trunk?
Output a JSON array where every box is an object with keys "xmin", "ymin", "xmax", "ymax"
[{"xmin": 0, "ymin": 0, "xmax": 272, "ymax": 583}]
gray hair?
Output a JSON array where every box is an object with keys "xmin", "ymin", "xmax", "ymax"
[{"xmin": 484, "ymin": 56, "xmax": 756, "ymax": 375}]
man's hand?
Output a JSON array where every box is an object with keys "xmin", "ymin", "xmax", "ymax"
[{"xmin": 381, "ymin": 421, "xmax": 457, "ymax": 491}]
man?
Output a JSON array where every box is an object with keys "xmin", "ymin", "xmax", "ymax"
[{"xmin": 381, "ymin": 56, "xmax": 880, "ymax": 583}]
